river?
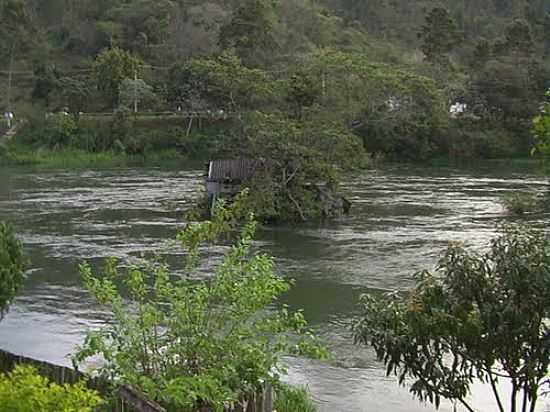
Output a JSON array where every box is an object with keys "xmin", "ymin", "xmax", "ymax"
[{"xmin": 0, "ymin": 164, "xmax": 549, "ymax": 411}]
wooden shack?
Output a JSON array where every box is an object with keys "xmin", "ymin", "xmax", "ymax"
[{"xmin": 206, "ymin": 158, "xmax": 271, "ymax": 208}]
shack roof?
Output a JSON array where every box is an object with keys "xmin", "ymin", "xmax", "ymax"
[{"xmin": 207, "ymin": 158, "xmax": 271, "ymax": 182}]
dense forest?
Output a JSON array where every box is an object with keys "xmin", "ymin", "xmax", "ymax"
[{"xmin": 1, "ymin": 0, "xmax": 549, "ymax": 156}]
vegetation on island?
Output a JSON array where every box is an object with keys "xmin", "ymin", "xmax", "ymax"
[
  {"xmin": 354, "ymin": 225, "xmax": 550, "ymax": 412},
  {"xmin": 73, "ymin": 193, "xmax": 328, "ymax": 411}
]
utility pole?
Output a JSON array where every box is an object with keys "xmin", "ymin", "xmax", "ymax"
[
  {"xmin": 133, "ymin": 69, "xmax": 138, "ymax": 113},
  {"xmin": 7, "ymin": 42, "xmax": 15, "ymax": 120}
]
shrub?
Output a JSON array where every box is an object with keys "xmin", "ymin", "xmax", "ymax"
[
  {"xmin": 275, "ymin": 384, "xmax": 317, "ymax": 412},
  {"xmin": 354, "ymin": 225, "xmax": 550, "ymax": 412},
  {"xmin": 501, "ymin": 192, "xmax": 538, "ymax": 215},
  {"xmin": 0, "ymin": 222, "xmax": 25, "ymax": 317},
  {"xmin": 0, "ymin": 365, "xmax": 103, "ymax": 412},
  {"xmin": 73, "ymin": 192, "xmax": 329, "ymax": 411}
]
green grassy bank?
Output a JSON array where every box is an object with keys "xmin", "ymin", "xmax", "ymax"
[{"xmin": 0, "ymin": 143, "xmax": 190, "ymax": 169}]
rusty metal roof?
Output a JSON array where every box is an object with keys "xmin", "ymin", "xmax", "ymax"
[{"xmin": 207, "ymin": 158, "xmax": 270, "ymax": 182}]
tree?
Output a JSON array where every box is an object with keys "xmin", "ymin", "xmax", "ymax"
[
  {"xmin": 218, "ymin": 0, "xmax": 276, "ymax": 66},
  {"xmin": 532, "ymin": 90, "xmax": 550, "ymax": 155},
  {"xmin": 118, "ymin": 77, "xmax": 156, "ymax": 112},
  {"xmin": 544, "ymin": 13, "xmax": 550, "ymax": 56},
  {"xmin": 73, "ymin": 193, "xmax": 328, "ymax": 411},
  {"xmin": 0, "ymin": 222, "xmax": 25, "ymax": 318},
  {"xmin": 470, "ymin": 19, "xmax": 547, "ymax": 130},
  {"xmin": 108, "ymin": 0, "xmax": 176, "ymax": 54},
  {"xmin": 31, "ymin": 63, "xmax": 61, "ymax": 105},
  {"xmin": 0, "ymin": 0, "xmax": 33, "ymax": 112},
  {"xmin": 470, "ymin": 39, "xmax": 492, "ymax": 69},
  {"xmin": 185, "ymin": 51, "xmax": 276, "ymax": 111},
  {"xmin": 500, "ymin": 18, "xmax": 535, "ymax": 57},
  {"xmin": 418, "ymin": 7, "xmax": 460, "ymax": 67},
  {"xmin": 286, "ymin": 71, "xmax": 320, "ymax": 119},
  {"xmin": 166, "ymin": 61, "xmax": 209, "ymax": 110},
  {"xmin": 354, "ymin": 225, "xmax": 550, "ymax": 412},
  {"xmin": 54, "ymin": 77, "xmax": 94, "ymax": 115},
  {"xmin": 234, "ymin": 113, "xmax": 366, "ymax": 221},
  {"xmin": 93, "ymin": 47, "xmax": 142, "ymax": 108}
]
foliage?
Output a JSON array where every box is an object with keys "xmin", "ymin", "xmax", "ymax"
[
  {"xmin": 119, "ymin": 78, "xmax": 156, "ymax": 111},
  {"xmin": 237, "ymin": 112, "xmax": 366, "ymax": 221},
  {"xmin": 189, "ymin": 52, "xmax": 277, "ymax": 111},
  {"xmin": 418, "ymin": 7, "xmax": 460, "ymax": 67},
  {"xmin": 3, "ymin": 0, "xmax": 550, "ymax": 162},
  {"xmin": 500, "ymin": 192, "xmax": 538, "ymax": 215},
  {"xmin": 286, "ymin": 71, "xmax": 320, "ymax": 119},
  {"xmin": 43, "ymin": 114, "xmax": 78, "ymax": 148},
  {"xmin": 0, "ymin": 0, "xmax": 33, "ymax": 57},
  {"xmin": 0, "ymin": 365, "xmax": 103, "ymax": 412},
  {"xmin": 218, "ymin": 0, "xmax": 276, "ymax": 66},
  {"xmin": 532, "ymin": 90, "xmax": 550, "ymax": 156},
  {"xmin": 94, "ymin": 47, "xmax": 143, "ymax": 107},
  {"xmin": 0, "ymin": 222, "xmax": 24, "ymax": 317},
  {"xmin": 73, "ymin": 193, "xmax": 329, "ymax": 411},
  {"xmin": 274, "ymin": 384, "xmax": 317, "ymax": 412},
  {"xmin": 354, "ymin": 225, "xmax": 550, "ymax": 412}
]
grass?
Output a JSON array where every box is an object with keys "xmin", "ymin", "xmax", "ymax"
[
  {"xmin": 0, "ymin": 144, "xmax": 189, "ymax": 170},
  {"xmin": 275, "ymin": 384, "xmax": 317, "ymax": 412}
]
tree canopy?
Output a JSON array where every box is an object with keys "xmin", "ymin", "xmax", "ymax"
[{"xmin": 354, "ymin": 225, "xmax": 550, "ymax": 412}]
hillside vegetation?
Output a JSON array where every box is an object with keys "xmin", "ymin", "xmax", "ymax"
[{"xmin": 0, "ymin": 0, "xmax": 549, "ymax": 162}]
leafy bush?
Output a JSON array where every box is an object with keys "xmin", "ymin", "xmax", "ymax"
[
  {"xmin": 275, "ymin": 384, "xmax": 317, "ymax": 412},
  {"xmin": 44, "ymin": 115, "xmax": 78, "ymax": 148},
  {"xmin": 501, "ymin": 192, "xmax": 538, "ymax": 215},
  {"xmin": 0, "ymin": 222, "xmax": 25, "ymax": 317},
  {"xmin": 354, "ymin": 225, "xmax": 550, "ymax": 412},
  {"xmin": 74, "ymin": 192, "xmax": 328, "ymax": 411},
  {"xmin": 0, "ymin": 365, "xmax": 103, "ymax": 412}
]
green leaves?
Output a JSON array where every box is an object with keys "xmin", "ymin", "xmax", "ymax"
[
  {"xmin": 354, "ymin": 225, "xmax": 550, "ymax": 412},
  {"xmin": 532, "ymin": 91, "xmax": 550, "ymax": 157},
  {"xmin": 74, "ymin": 192, "xmax": 328, "ymax": 411},
  {"xmin": 94, "ymin": 47, "xmax": 143, "ymax": 107},
  {"xmin": 0, "ymin": 222, "xmax": 25, "ymax": 318},
  {"xmin": 0, "ymin": 365, "xmax": 103, "ymax": 412},
  {"xmin": 418, "ymin": 7, "xmax": 460, "ymax": 67}
]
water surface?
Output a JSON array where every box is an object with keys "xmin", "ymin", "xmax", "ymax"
[{"xmin": 0, "ymin": 164, "xmax": 549, "ymax": 411}]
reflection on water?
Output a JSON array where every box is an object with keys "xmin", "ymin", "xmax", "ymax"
[{"xmin": 0, "ymin": 165, "xmax": 549, "ymax": 412}]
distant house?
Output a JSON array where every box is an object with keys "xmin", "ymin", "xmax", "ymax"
[
  {"xmin": 206, "ymin": 158, "xmax": 272, "ymax": 208},
  {"xmin": 450, "ymin": 102, "xmax": 467, "ymax": 118}
]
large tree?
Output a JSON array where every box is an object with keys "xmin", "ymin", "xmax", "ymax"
[
  {"xmin": 218, "ymin": 0, "xmax": 276, "ymax": 67},
  {"xmin": 93, "ymin": 47, "xmax": 142, "ymax": 108}
]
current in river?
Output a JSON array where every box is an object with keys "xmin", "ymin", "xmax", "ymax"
[{"xmin": 0, "ymin": 164, "xmax": 549, "ymax": 412}]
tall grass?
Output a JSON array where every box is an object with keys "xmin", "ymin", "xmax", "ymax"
[{"xmin": 275, "ymin": 384, "xmax": 317, "ymax": 412}]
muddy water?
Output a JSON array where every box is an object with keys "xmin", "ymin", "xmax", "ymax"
[{"xmin": 0, "ymin": 165, "xmax": 549, "ymax": 411}]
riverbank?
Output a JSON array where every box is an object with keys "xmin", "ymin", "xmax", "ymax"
[{"xmin": 0, "ymin": 143, "xmax": 190, "ymax": 169}]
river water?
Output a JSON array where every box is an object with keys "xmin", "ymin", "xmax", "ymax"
[{"xmin": 0, "ymin": 164, "xmax": 549, "ymax": 411}]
